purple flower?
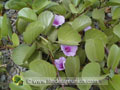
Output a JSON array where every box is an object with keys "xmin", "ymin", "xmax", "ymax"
[
  {"xmin": 53, "ymin": 15, "xmax": 65, "ymax": 27},
  {"xmin": 61, "ymin": 45, "xmax": 78, "ymax": 56},
  {"xmin": 84, "ymin": 26, "xmax": 92, "ymax": 32},
  {"xmin": 54, "ymin": 57, "xmax": 66, "ymax": 71}
]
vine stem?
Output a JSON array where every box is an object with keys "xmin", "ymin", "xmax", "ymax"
[{"xmin": 49, "ymin": 51, "xmax": 65, "ymax": 90}]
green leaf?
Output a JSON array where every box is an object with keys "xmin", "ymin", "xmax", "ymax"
[
  {"xmin": 105, "ymin": 29, "xmax": 119, "ymax": 45},
  {"xmin": 58, "ymin": 24, "xmax": 81, "ymax": 45},
  {"xmin": 82, "ymin": 62, "xmax": 101, "ymax": 77},
  {"xmin": 71, "ymin": 0, "xmax": 80, "ymax": 6},
  {"xmin": 16, "ymin": 18, "xmax": 29, "ymax": 34},
  {"xmin": 112, "ymin": 7, "xmax": 120, "ymax": 19},
  {"xmin": 9, "ymin": 83, "xmax": 32, "ymax": 90},
  {"xmin": 49, "ymin": 5, "xmax": 66, "ymax": 15},
  {"xmin": 32, "ymin": 0, "xmax": 51, "ymax": 14},
  {"xmin": 1, "ymin": 14, "xmax": 12, "ymax": 39},
  {"xmin": 62, "ymin": 0, "xmax": 71, "ymax": 11},
  {"xmin": 5, "ymin": 0, "xmax": 27, "ymax": 10},
  {"xmin": 78, "ymin": 62, "xmax": 100, "ymax": 90},
  {"xmin": 0, "ymin": 16, "xmax": 3, "ymax": 40},
  {"xmin": 12, "ymin": 44, "xmax": 36, "ymax": 65},
  {"xmin": 65, "ymin": 56, "xmax": 80, "ymax": 77},
  {"xmin": 109, "ymin": 0, "xmax": 120, "ymax": 5},
  {"xmin": 92, "ymin": 8, "xmax": 105, "ymax": 21},
  {"xmin": 107, "ymin": 44, "xmax": 120, "ymax": 70},
  {"xmin": 109, "ymin": 75, "xmax": 120, "ymax": 90},
  {"xmin": 22, "ymin": 59, "xmax": 57, "ymax": 89},
  {"xmin": 77, "ymin": 85, "xmax": 91, "ymax": 90},
  {"xmin": 29, "ymin": 60, "xmax": 56, "ymax": 77},
  {"xmin": 27, "ymin": 51, "xmax": 42, "ymax": 64},
  {"xmin": 113, "ymin": 23, "xmax": 120, "ymax": 38},
  {"xmin": 99, "ymin": 85, "xmax": 115, "ymax": 90},
  {"xmin": 84, "ymin": 0, "xmax": 97, "ymax": 5},
  {"xmin": 69, "ymin": 3, "xmax": 78, "ymax": 14},
  {"xmin": 48, "ymin": 29, "xmax": 58, "ymax": 42},
  {"xmin": 85, "ymin": 29, "xmax": 108, "ymax": 45},
  {"xmin": 77, "ymin": 48, "xmax": 86, "ymax": 65},
  {"xmin": 12, "ymin": 33, "xmax": 20, "ymax": 47},
  {"xmin": 23, "ymin": 21, "xmax": 45, "ymax": 44},
  {"xmin": 38, "ymin": 11, "xmax": 54, "ymax": 34},
  {"xmin": 72, "ymin": 15, "xmax": 92, "ymax": 32},
  {"xmin": 92, "ymin": 8, "xmax": 105, "ymax": 30},
  {"xmin": 85, "ymin": 39, "xmax": 105, "ymax": 62},
  {"xmin": 18, "ymin": 8, "xmax": 37, "ymax": 22}
]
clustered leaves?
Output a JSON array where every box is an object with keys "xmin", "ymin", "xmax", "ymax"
[{"xmin": 0, "ymin": 0, "xmax": 120, "ymax": 90}]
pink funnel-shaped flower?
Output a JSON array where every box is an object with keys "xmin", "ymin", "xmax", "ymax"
[
  {"xmin": 53, "ymin": 15, "xmax": 65, "ymax": 27},
  {"xmin": 84, "ymin": 26, "xmax": 92, "ymax": 32},
  {"xmin": 54, "ymin": 57, "xmax": 66, "ymax": 71},
  {"xmin": 61, "ymin": 45, "xmax": 78, "ymax": 56}
]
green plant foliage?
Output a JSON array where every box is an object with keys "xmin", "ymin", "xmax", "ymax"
[
  {"xmin": 12, "ymin": 33, "xmax": 20, "ymax": 47},
  {"xmin": 107, "ymin": 44, "xmax": 120, "ymax": 70},
  {"xmin": 65, "ymin": 56, "xmax": 80, "ymax": 77},
  {"xmin": 72, "ymin": 15, "xmax": 92, "ymax": 32},
  {"xmin": 9, "ymin": 83, "xmax": 32, "ymax": 90},
  {"xmin": 18, "ymin": 8, "xmax": 37, "ymax": 22},
  {"xmin": 12, "ymin": 44, "xmax": 36, "ymax": 65},
  {"xmin": 1, "ymin": 14, "xmax": 12, "ymax": 39},
  {"xmin": 85, "ymin": 29, "xmax": 108, "ymax": 45},
  {"xmin": 2, "ymin": 0, "xmax": 120, "ymax": 90},
  {"xmin": 112, "ymin": 6, "xmax": 120, "ymax": 19},
  {"xmin": 32, "ymin": 0, "xmax": 51, "ymax": 14},
  {"xmin": 69, "ymin": 3, "xmax": 78, "ymax": 13},
  {"xmin": 49, "ymin": 4, "xmax": 66, "ymax": 15},
  {"xmin": 5, "ymin": 0, "xmax": 27, "ymax": 10},
  {"xmin": 58, "ymin": 24, "xmax": 81, "ymax": 45},
  {"xmin": 29, "ymin": 60, "xmax": 56, "ymax": 77},
  {"xmin": 85, "ymin": 39, "xmax": 105, "ymax": 62},
  {"xmin": 38, "ymin": 11, "xmax": 54, "ymax": 34},
  {"xmin": 23, "ymin": 21, "xmax": 45, "ymax": 44},
  {"xmin": 16, "ymin": 18, "xmax": 29, "ymax": 34},
  {"xmin": 113, "ymin": 23, "xmax": 120, "ymax": 38},
  {"xmin": 109, "ymin": 75, "xmax": 120, "ymax": 90},
  {"xmin": 82, "ymin": 62, "xmax": 101, "ymax": 77}
]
